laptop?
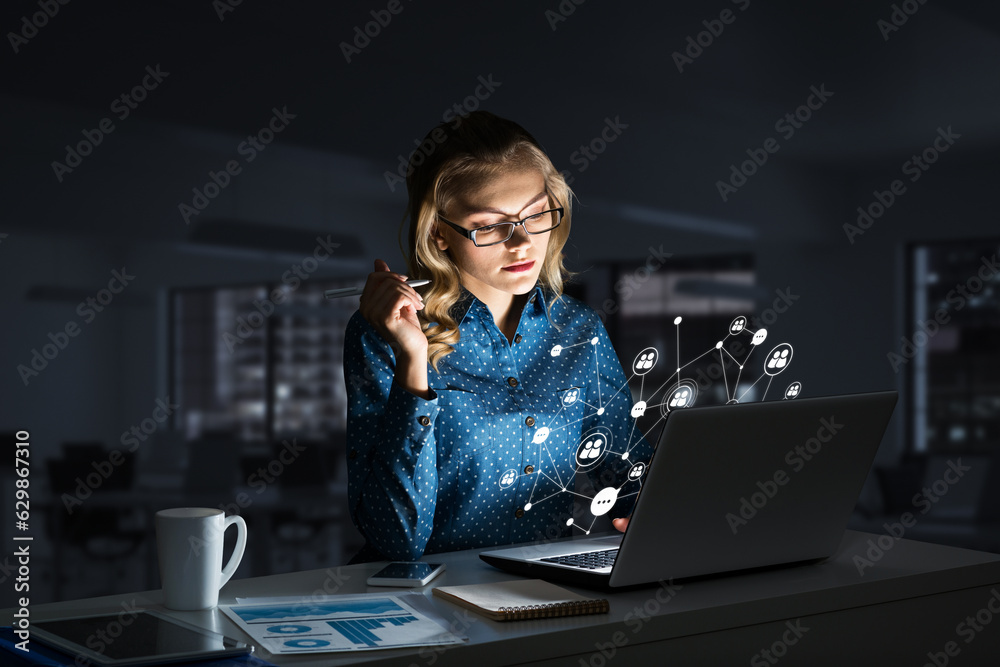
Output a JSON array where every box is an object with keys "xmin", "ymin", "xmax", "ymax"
[{"xmin": 480, "ymin": 391, "xmax": 898, "ymax": 589}]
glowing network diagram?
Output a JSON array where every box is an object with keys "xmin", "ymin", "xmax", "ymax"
[{"xmin": 496, "ymin": 315, "xmax": 802, "ymax": 535}]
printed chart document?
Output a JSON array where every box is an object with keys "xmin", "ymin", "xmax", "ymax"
[{"xmin": 220, "ymin": 593, "xmax": 466, "ymax": 655}]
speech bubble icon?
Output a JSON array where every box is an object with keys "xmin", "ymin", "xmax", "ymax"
[
  {"xmin": 751, "ymin": 329, "xmax": 768, "ymax": 346},
  {"xmin": 590, "ymin": 487, "xmax": 619, "ymax": 517}
]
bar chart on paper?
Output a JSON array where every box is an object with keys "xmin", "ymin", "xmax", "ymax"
[
  {"xmin": 221, "ymin": 595, "xmax": 466, "ymax": 654},
  {"xmin": 328, "ymin": 614, "xmax": 419, "ymax": 647}
]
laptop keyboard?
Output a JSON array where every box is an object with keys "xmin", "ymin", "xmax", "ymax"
[{"xmin": 540, "ymin": 548, "xmax": 618, "ymax": 570}]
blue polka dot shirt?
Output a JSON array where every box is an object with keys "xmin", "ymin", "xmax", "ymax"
[{"xmin": 344, "ymin": 284, "xmax": 652, "ymax": 562}]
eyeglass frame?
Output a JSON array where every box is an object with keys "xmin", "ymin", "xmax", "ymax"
[{"xmin": 435, "ymin": 192, "xmax": 565, "ymax": 247}]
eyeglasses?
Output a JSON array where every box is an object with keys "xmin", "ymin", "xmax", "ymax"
[{"xmin": 437, "ymin": 196, "xmax": 564, "ymax": 247}]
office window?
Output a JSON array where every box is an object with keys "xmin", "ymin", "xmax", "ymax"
[
  {"xmin": 908, "ymin": 239, "xmax": 1000, "ymax": 454},
  {"xmin": 171, "ymin": 279, "xmax": 358, "ymax": 441},
  {"xmin": 565, "ymin": 253, "xmax": 759, "ymax": 450}
]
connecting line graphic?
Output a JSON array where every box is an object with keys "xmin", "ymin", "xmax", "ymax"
[{"xmin": 497, "ymin": 314, "xmax": 802, "ymax": 534}]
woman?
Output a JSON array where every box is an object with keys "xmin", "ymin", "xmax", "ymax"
[{"xmin": 344, "ymin": 111, "xmax": 651, "ymax": 562}]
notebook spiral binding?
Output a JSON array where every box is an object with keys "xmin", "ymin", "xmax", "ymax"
[{"xmin": 495, "ymin": 599, "xmax": 610, "ymax": 621}]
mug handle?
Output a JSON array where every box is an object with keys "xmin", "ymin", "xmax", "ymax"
[{"xmin": 218, "ymin": 514, "xmax": 247, "ymax": 590}]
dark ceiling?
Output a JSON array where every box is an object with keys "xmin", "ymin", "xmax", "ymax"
[{"xmin": 2, "ymin": 0, "xmax": 1000, "ymax": 245}]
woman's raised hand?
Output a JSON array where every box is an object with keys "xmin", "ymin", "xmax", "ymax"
[{"xmin": 358, "ymin": 260, "xmax": 431, "ymax": 397}]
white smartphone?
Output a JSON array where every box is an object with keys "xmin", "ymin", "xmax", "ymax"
[{"xmin": 367, "ymin": 561, "xmax": 446, "ymax": 587}]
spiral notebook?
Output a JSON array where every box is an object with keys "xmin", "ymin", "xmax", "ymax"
[{"xmin": 432, "ymin": 579, "xmax": 609, "ymax": 621}]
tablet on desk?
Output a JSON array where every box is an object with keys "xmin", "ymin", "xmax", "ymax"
[{"xmin": 33, "ymin": 610, "xmax": 253, "ymax": 666}]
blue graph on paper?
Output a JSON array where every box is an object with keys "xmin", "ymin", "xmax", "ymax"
[
  {"xmin": 328, "ymin": 615, "xmax": 418, "ymax": 648},
  {"xmin": 220, "ymin": 595, "xmax": 466, "ymax": 654},
  {"xmin": 235, "ymin": 599, "xmax": 405, "ymax": 622}
]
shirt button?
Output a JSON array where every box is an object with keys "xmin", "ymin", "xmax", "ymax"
[
  {"xmin": 507, "ymin": 377, "xmax": 519, "ymax": 388},
  {"xmin": 418, "ymin": 415, "xmax": 430, "ymax": 426},
  {"xmin": 524, "ymin": 465, "xmax": 534, "ymax": 474},
  {"xmin": 514, "ymin": 333, "xmax": 523, "ymax": 344},
  {"xmin": 514, "ymin": 508, "xmax": 525, "ymax": 518},
  {"xmin": 525, "ymin": 416, "xmax": 535, "ymax": 427},
  {"xmin": 348, "ymin": 450, "xmax": 357, "ymax": 460}
]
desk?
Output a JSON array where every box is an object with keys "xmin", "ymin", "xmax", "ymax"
[{"xmin": 8, "ymin": 530, "xmax": 1000, "ymax": 666}]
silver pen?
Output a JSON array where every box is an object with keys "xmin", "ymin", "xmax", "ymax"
[{"xmin": 324, "ymin": 279, "xmax": 432, "ymax": 299}]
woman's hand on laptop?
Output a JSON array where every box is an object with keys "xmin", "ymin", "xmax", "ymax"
[{"xmin": 613, "ymin": 517, "xmax": 629, "ymax": 532}]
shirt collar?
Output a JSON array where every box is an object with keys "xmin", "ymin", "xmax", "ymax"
[{"xmin": 451, "ymin": 283, "xmax": 550, "ymax": 327}]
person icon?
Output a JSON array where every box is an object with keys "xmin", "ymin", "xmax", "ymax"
[
  {"xmin": 581, "ymin": 438, "xmax": 602, "ymax": 459},
  {"xmin": 562, "ymin": 388, "xmax": 580, "ymax": 406},
  {"xmin": 763, "ymin": 344, "xmax": 793, "ymax": 376},
  {"xmin": 632, "ymin": 347, "xmax": 658, "ymax": 375},
  {"xmin": 785, "ymin": 382, "xmax": 802, "ymax": 399},
  {"xmin": 575, "ymin": 428, "xmax": 611, "ymax": 468},
  {"xmin": 628, "ymin": 462, "xmax": 646, "ymax": 480},
  {"xmin": 730, "ymin": 316, "xmax": 746, "ymax": 334},
  {"xmin": 669, "ymin": 388, "xmax": 690, "ymax": 408},
  {"xmin": 498, "ymin": 469, "xmax": 517, "ymax": 489}
]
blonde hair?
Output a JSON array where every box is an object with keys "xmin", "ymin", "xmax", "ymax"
[{"xmin": 400, "ymin": 111, "xmax": 574, "ymax": 370}]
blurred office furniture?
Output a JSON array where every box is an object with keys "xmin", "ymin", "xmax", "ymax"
[
  {"xmin": 267, "ymin": 439, "xmax": 337, "ymax": 573},
  {"xmin": 851, "ymin": 453, "xmax": 1000, "ymax": 553},
  {"xmin": 184, "ymin": 432, "xmax": 242, "ymax": 495},
  {"xmin": 45, "ymin": 444, "xmax": 146, "ymax": 600}
]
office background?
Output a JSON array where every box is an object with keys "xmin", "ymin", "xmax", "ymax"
[{"xmin": 1, "ymin": 0, "xmax": 998, "ymax": 606}]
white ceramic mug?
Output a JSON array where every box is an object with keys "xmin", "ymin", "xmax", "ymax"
[{"xmin": 155, "ymin": 508, "xmax": 247, "ymax": 610}]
